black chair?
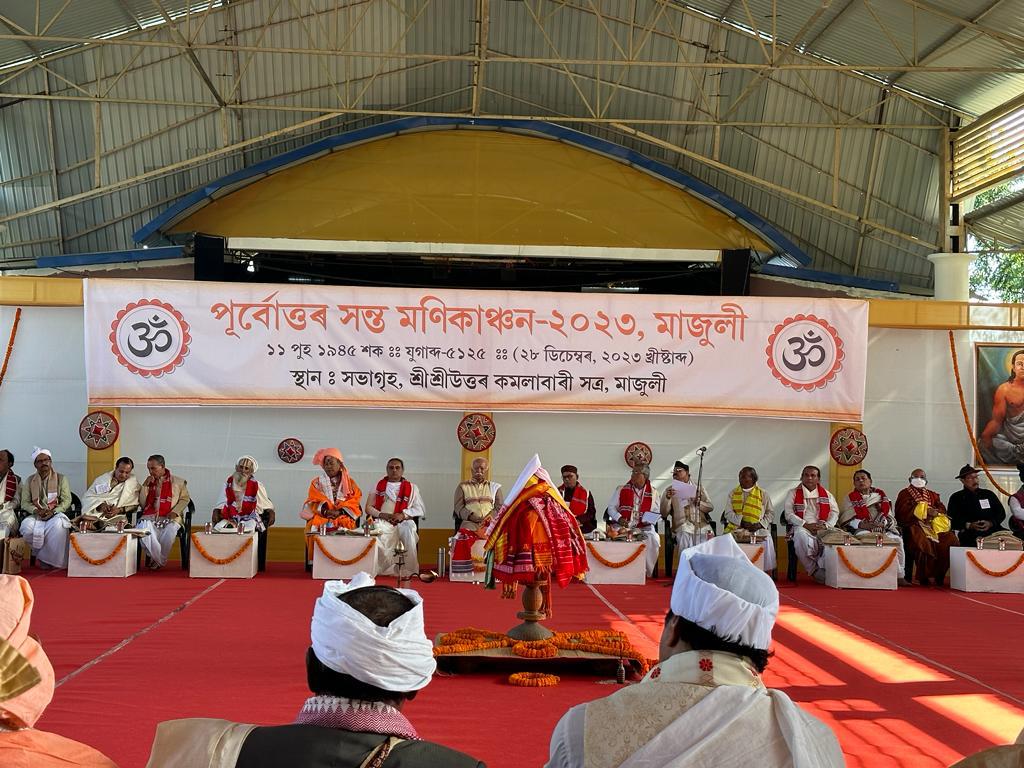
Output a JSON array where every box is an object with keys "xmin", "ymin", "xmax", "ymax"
[
  {"xmin": 257, "ymin": 510, "xmax": 273, "ymax": 572},
  {"xmin": 785, "ymin": 512, "xmax": 798, "ymax": 582},
  {"xmin": 28, "ymin": 493, "xmax": 81, "ymax": 567},
  {"xmin": 176, "ymin": 500, "xmax": 195, "ymax": 570}
]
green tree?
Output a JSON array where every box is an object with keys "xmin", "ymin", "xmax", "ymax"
[{"xmin": 969, "ymin": 182, "xmax": 1024, "ymax": 302}]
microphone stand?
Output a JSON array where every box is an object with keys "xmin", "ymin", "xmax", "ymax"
[{"xmin": 695, "ymin": 448, "xmax": 710, "ymax": 529}]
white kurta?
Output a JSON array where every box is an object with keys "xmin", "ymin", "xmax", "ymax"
[
  {"xmin": 19, "ymin": 513, "xmax": 71, "ymax": 568},
  {"xmin": 839, "ymin": 491, "xmax": 906, "ymax": 575},
  {"xmin": 213, "ymin": 478, "xmax": 274, "ymax": 533},
  {"xmin": 368, "ymin": 480, "xmax": 425, "ymax": 576},
  {"xmin": 606, "ymin": 484, "xmax": 661, "ymax": 576},
  {"xmin": 0, "ymin": 472, "xmax": 18, "ymax": 539},
  {"xmin": 83, "ymin": 472, "xmax": 142, "ymax": 519},
  {"xmin": 783, "ymin": 485, "xmax": 840, "ymax": 577}
]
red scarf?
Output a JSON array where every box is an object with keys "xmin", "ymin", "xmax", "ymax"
[
  {"xmin": 793, "ymin": 484, "xmax": 831, "ymax": 521},
  {"xmin": 144, "ymin": 470, "xmax": 174, "ymax": 517},
  {"xmin": 618, "ymin": 482, "xmax": 653, "ymax": 525},
  {"xmin": 559, "ymin": 484, "xmax": 590, "ymax": 518},
  {"xmin": 2, "ymin": 472, "xmax": 17, "ymax": 503},
  {"xmin": 373, "ymin": 478, "xmax": 412, "ymax": 515},
  {"xmin": 847, "ymin": 488, "xmax": 891, "ymax": 520},
  {"xmin": 223, "ymin": 475, "xmax": 259, "ymax": 518}
]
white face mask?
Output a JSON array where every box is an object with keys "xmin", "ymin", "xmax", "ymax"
[{"xmin": 909, "ymin": 477, "xmax": 927, "ymax": 489}]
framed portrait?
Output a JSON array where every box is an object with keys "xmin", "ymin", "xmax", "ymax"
[{"xmin": 975, "ymin": 343, "xmax": 1024, "ymax": 468}]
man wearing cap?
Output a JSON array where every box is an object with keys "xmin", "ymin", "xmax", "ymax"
[
  {"xmin": 451, "ymin": 458, "xmax": 504, "ymax": 579},
  {"xmin": 783, "ymin": 465, "xmax": 840, "ymax": 583},
  {"xmin": 545, "ymin": 536, "xmax": 844, "ymax": 768},
  {"xmin": 0, "ymin": 450, "xmax": 20, "ymax": 540},
  {"xmin": 301, "ymin": 448, "xmax": 363, "ymax": 563},
  {"xmin": 80, "ymin": 456, "xmax": 141, "ymax": 531},
  {"xmin": 895, "ymin": 468, "xmax": 957, "ymax": 587},
  {"xmin": 660, "ymin": 460, "xmax": 714, "ymax": 549},
  {"xmin": 606, "ymin": 463, "xmax": 661, "ymax": 577},
  {"xmin": 137, "ymin": 454, "xmax": 191, "ymax": 570},
  {"xmin": 18, "ymin": 448, "xmax": 72, "ymax": 570},
  {"xmin": 558, "ymin": 465, "xmax": 597, "ymax": 535},
  {"xmin": 212, "ymin": 456, "xmax": 275, "ymax": 571},
  {"xmin": 723, "ymin": 466, "xmax": 776, "ymax": 572},
  {"xmin": 365, "ymin": 458, "xmax": 425, "ymax": 576},
  {"xmin": 947, "ymin": 464, "xmax": 1007, "ymax": 548},
  {"xmin": 145, "ymin": 573, "xmax": 485, "ymax": 767}
]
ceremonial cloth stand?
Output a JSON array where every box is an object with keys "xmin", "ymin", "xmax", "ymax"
[
  {"xmin": 584, "ymin": 541, "xmax": 646, "ymax": 585},
  {"xmin": 311, "ymin": 534, "xmax": 379, "ymax": 580},
  {"xmin": 950, "ymin": 547, "xmax": 1024, "ymax": 593},
  {"xmin": 190, "ymin": 532, "xmax": 258, "ymax": 579},
  {"xmin": 822, "ymin": 545, "xmax": 898, "ymax": 590},
  {"xmin": 68, "ymin": 533, "xmax": 138, "ymax": 578},
  {"xmin": 738, "ymin": 542, "xmax": 771, "ymax": 572},
  {"xmin": 448, "ymin": 538, "xmax": 486, "ymax": 583}
]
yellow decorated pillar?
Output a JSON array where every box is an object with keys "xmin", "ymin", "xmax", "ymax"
[
  {"xmin": 84, "ymin": 407, "xmax": 122, "ymax": 487},
  {"xmin": 828, "ymin": 422, "xmax": 864, "ymax": 500},
  {"xmin": 460, "ymin": 412, "xmax": 494, "ymax": 482}
]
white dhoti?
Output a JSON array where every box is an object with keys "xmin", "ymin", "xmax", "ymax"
[
  {"xmin": 638, "ymin": 528, "xmax": 660, "ymax": 576},
  {"xmin": 137, "ymin": 518, "xmax": 181, "ymax": 567},
  {"xmin": 758, "ymin": 535, "xmax": 778, "ymax": 572},
  {"xmin": 791, "ymin": 526, "xmax": 825, "ymax": 575},
  {"xmin": 19, "ymin": 513, "xmax": 71, "ymax": 568},
  {"xmin": 375, "ymin": 519, "xmax": 419, "ymax": 576},
  {"xmin": 674, "ymin": 527, "xmax": 713, "ymax": 551},
  {"xmin": 0, "ymin": 507, "xmax": 18, "ymax": 539}
]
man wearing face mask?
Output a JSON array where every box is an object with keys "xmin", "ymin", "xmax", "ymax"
[
  {"xmin": 895, "ymin": 469, "xmax": 957, "ymax": 586},
  {"xmin": 947, "ymin": 465, "xmax": 1007, "ymax": 549}
]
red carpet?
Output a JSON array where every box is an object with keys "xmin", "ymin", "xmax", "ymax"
[{"xmin": 25, "ymin": 565, "xmax": 1024, "ymax": 767}]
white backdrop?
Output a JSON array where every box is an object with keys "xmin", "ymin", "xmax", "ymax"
[{"xmin": 4, "ymin": 305, "xmax": 1022, "ymax": 529}]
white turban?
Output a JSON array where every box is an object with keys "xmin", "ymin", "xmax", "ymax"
[
  {"xmin": 310, "ymin": 572, "xmax": 436, "ymax": 692},
  {"xmin": 669, "ymin": 535, "xmax": 778, "ymax": 651},
  {"xmin": 237, "ymin": 455, "xmax": 258, "ymax": 473},
  {"xmin": 30, "ymin": 448, "xmax": 51, "ymax": 463}
]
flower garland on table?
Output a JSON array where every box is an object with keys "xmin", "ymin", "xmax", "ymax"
[
  {"xmin": 191, "ymin": 534, "xmax": 253, "ymax": 565},
  {"xmin": 837, "ymin": 547, "xmax": 898, "ymax": 579},
  {"xmin": 512, "ymin": 641, "xmax": 558, "ymax": 659},
  {"xmin": 966, "ymin": 551, "xmax": 1024, "ymax": 578},
  {"xmin": 0, "ymin": 308, "xmax": 22, "ymax": 391},
  {"xmin": 748, "ymin": 546, "xmax": 764, "ymax": 565},
  {"xmin": 434, "ymin": 628, "xmax": 513, "ymax": 656},
  {"xmin": 586, "ymin": 541, "xmax": 646, "ymax": 568},
  {"xmin": 70, "ymin": 533, "xmax": 125, "ymax": 566},
  {"xmin": 313, "ymin": 536, "xmax": 374, "ymax": 566},
  {"xmin": 508, "ymin": 672, "xmax": 559, "ymax": 687}
]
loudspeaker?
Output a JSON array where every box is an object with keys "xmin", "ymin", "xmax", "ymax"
[
  {"xmin": 720, "ymin": 249, "xmax": 752, "ymax": 295},
  {"xmin": 192, "ymin": 233, "xmax": 227, "ymax": 281}
]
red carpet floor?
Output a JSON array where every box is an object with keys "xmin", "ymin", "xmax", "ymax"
[{"xmin": 24, "ymin": 565, "xmax": 1024, "ymax": 768}]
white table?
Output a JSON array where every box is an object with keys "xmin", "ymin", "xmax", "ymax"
[
  {"xmin": 950, "ymin": 547, "xmax": 1024, "ymax": 593},
  {"xmin": 823, "ymin": 544, "xmax": 898, "ymax": 590},
  {"xmin": 584, "ymin": 540, "xmax": 646, "ymax": 585},
  {"xmin": 311, "ymin": 534, "xmax": 379, "ymax": 580},
  {"xmin": 190, "ymin": 532, "xmax": 258, "ymax": 579},
  {"xmin": 68, "ymin": 532, "xmax": 138, "ymax": 578},
  {"xmin": 738, "ymin": 542, "xmax": 771, "ymax": 571}
]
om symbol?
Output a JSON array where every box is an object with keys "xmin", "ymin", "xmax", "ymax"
[
  {"xmin": 781, "ymin": 330, "xmax": 826, "ymax": 372},
  {"xmin": 126, "ymin": 314, "xmax": 174, "ymax": 358}
]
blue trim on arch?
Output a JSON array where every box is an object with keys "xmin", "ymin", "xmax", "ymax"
[
  {"xmin": 37, "ymin": 245, "xmax": 184, "ymax": 268},
  {"xmin": 134, "ymin": 117, "xmax": 809, "ymax": 265},
  {"xmin": 758, "ymin": 263, "xmax": 900, "ymax": 293}
]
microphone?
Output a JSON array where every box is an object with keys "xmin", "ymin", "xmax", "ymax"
[{"xmin": 697, "ymin": 446, "xmax": 707, "ymax": 454}]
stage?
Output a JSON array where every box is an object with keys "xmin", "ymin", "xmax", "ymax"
[{"xmin": 27, "ymin": 564, "xmax": 1024, "ymax": 768}]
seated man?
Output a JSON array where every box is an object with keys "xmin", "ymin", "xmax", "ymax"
[
  {"xmin": 301, "ymin": 448, "xmax": 362, "ymax": 563},
  {"xmin": 145, "ymin": 573, "xmax": 485, "ymax": 767},
  {"xmin": 137, "ymin": 454, "xmax": 191, "ymax": 570},
  {"xmin": 451, "ymin": 457, "xmax": 504, "ymax": 579},
  {"xmin": 839, "ymin": 469, "xmax": 909, "ymax": 587},
  {"xmin": 606, "ymin": 463, "xmax": 661, "ymax": 577},
  {"xmin": 895, "ymin": 468, "xmax": 957, "ymax": 587},
  {"xmin": 0, "ymin": 449, "xmax": 20, "ymax": 540},
  {"xmin": 558, "ymin": 465, "xmax": 597, "ymax": 535},
  {"xmin": 213, "ymin": 455, "xmax": 275, "ymax": 572},
  {"xmin": 1009, "ymin": 464, "xmax": 1024, "ymax": 540},
  {"xmin": 948, "ymin": 464, "xmax": 1007, "ymax": 548},
  {"xmin": 18, "ymin": 448, "xmax": 72, "ymax": 570},
  {"xmin": 81, "ymin": 456, "xmax": 140, "ymax": 530},
  {"xmin": 365, "ymin": 458, "xmax": 425, "ymax": 576},
  {"xmin": 782, "ymin": 465, "xmax": 839, "ymax": 583},
  {"xmin": 545, "ymin": 536, "xmax": 844, "ymax": 768},
  {"xmin": 723, "ymin": 466, "xmax": 776, "ymax": 572},
  {"xmin": 0, "ymin": 575, "xmax": 118, "ymax": 767},
  {"xmin": 660, "ymin": 460, "xmax": 714, "ymax": 549}
]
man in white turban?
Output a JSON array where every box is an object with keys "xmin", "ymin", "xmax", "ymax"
[
  {"xmin": 545, "ymin": 536, "xmax": 845, "ymax": 768},
  {"xmin": 18, "ymin": 448, "xmax": 72, "ymax": 570},
  {"xmin": 145, "ymin": 573, "xmax": 485, "ymax": 767},
  {"xmin": 211, "ymin": 456, "xmax": 275, "ymax": 572}
]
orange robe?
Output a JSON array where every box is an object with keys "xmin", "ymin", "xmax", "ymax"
[
  {"xmin": 301, "ymin": 476, "xmax": 362, "ymax": 560},
  {"xmin": 0, "ymin": 729, "xmax": 118, "ymax": 767}
]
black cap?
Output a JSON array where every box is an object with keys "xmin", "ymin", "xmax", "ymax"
[
  {"xmin": 673, "ymin": 460, "xmax": 689, "ymax": 471},
  {"xmin": 955, "ymin": 464, "xmax": 981, "ymax": 480}
]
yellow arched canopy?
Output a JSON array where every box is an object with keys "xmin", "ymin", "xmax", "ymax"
[{"xmin": 172, "ymin": 129, "xmax": 769, "ymax": 252}]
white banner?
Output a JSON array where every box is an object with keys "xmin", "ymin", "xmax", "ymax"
[{"xmin": 84, "ymin": 279, "xmax": 867, "ymax": 420}]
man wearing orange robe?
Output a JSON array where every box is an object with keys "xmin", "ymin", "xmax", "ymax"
[
  {"xmin": 301, "ymin": 448, "xmax": 363, "ymax": 563},
  {"xmin": 894, "ymin": 468, "xmax": 957, "ymax": 587}
]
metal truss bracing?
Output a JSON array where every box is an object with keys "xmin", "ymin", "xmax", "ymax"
[{"xmin": 0, "ymin": 0, "xmax": 1021, "ymax": 291}]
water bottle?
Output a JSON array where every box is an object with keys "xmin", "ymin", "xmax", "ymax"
[
  {"xmin": 976, "ymin": 537, "xmax": 984, "ymax": 550},
  {"xmin": 875, "ymin": 533, "xmax": 883, "ymax": 547},
  {"xmin": 236, "ymin": 520, "xmax": 245, "ymax": 535},
  {"xmin": 436, "ymin": 547, "xmax": 446, "ymax": 578},
  {"xmin": 999, "ymin": 537, "xmax": 1006, "ymax": 551},
  {"xmin": 204, "ymin": 522, "xmax": 213, "ymax": 535},
  {"xmin": 616, "ymin": 659, "xmax": 626, "ymax": 684}
]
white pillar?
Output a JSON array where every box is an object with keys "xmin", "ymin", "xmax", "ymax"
[{"xmin": 927, "ymin": 252, "xmax": 976, "ymax": 301}]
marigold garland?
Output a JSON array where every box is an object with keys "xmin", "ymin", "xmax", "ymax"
[
  {"xmin": 837, "ymin": 547, "xmax": 898, "ymax": 579},
  {"xmin": 966, "ymin": 550, "xmax": 1024, "ymax": 578},
  {"xmin": 191, "ymin": 534, "xmax": 254, "ymax": 565},
  {"xmin": 0, "ymin": 307, "xmax": 22, "ymax": 391},
  {"xmin": 508, "ymin": 672, "xmax": 559, "ymax": 687},
  {"xmin": 512, "ymin": 641, "xmax": 558, "ymax": 659},
  {"xmin": 70, "ymin": 533, "xmax": 125, "ymax": 566},
  {"xmin": 313, "ymin": 536, "xmax": 375, "ymax": 566},
  {"xmin": 748, "ymin": 546, "xmax": 764, "ymax": 565},
  {"xmin": 586, "ymin": 541, "xmax": 646, "ymax": 568}
]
